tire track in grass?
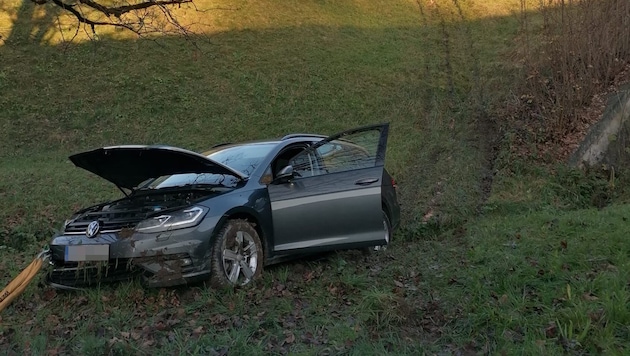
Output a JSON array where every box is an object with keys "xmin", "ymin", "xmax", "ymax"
[
  {"xmin": 404, "ymin": 0, "xmax": 500, "ymax": 231},
  {"xmin": 450, "ymin": 0, "xmax": 499, "ymax": 210}
]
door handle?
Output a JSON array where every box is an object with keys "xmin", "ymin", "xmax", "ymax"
[{"xmin": 355, "ymin": 178, "xmax": 379, "ymax": 186}]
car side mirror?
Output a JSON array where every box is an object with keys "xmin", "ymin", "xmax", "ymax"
[{"xmin": 273, "ymin": 165, "xmax": 294, "ymax": 184}]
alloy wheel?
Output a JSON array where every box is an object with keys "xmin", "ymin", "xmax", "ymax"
[{"xmin": 221, "ymin": 230, "xmax": 259, "ymax": 285}]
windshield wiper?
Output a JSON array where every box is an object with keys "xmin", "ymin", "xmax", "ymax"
[{"xmin": 177, "ymin": 183, "xmax": 223, "ymax": 190}]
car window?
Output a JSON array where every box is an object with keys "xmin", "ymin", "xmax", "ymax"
[
  {"xmin": 267, "ymin": 144, "xmax": 309, "ymax": 180},
  {"xmin": 318, "ymin": 140, "xmax": 372, "ymax": 173},
  {"xmin": 290, "ymin": 151, "xmax": 321, "ymax": 177},
  {"xmin": 290, "ymin": 129, "xmax": 380, "ymax": 177}
]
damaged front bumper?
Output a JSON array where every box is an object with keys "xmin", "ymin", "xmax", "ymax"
[{"xmin": 47, "ymin": 219, "xmax": 217, "ymax": 288}]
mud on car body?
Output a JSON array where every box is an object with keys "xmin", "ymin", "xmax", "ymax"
[{"xmin": 47, "ymin": 124, "xmax": 400, "ymax": 288}]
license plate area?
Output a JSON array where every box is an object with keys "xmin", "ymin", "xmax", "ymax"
[{"xmin": 64, "ymin": 245, "xmax": 110, "ymax": 262}]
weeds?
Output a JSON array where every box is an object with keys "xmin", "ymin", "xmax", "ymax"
[{"xmin": 514, "ymin": 0, "xmax": 630, "ymax": 137}]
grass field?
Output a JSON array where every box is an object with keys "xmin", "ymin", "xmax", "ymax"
[{"xmin": 1, "ymin": 0, "xmax": 629, "ymax": 354}]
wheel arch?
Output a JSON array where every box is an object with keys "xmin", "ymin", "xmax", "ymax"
[
  {"xmin": 381, "ymin": 199, "xmax": 392, "ymax": 222},
  {"xmin": 214, "ymin": 207, "xmax": 270, "ymax": 261}
]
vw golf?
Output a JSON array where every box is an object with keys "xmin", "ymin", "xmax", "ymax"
[{"xmin": 47, "ymin": 123, "xmax": 400, "ymax": 288}]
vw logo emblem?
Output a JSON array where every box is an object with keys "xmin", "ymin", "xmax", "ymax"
[{"xmin": 86, "ymin": 221, "xmax": 100, "ymax": 238}]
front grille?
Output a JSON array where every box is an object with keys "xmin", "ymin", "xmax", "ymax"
[
  {"xmin": 47, "ymin": 255, "xmax": 197, "ymax": 288},
  {"xmin": 47, "ymin": 260, "xmax": 139, "ymax": 287},
  {"xmin": 64, "ymin": 208, "xmax": 151, "ymax": 233}
]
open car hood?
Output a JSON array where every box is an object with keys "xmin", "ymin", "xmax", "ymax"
[{"xmin": 70, "ymin": 145, "xmax": 247, "ymax": 190}]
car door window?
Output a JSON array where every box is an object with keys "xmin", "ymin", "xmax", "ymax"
[
  {"xmin": 290, "ymin": 151, "xmax": 320, "ymax": 177},
  {"xmin": 290, "ymin": 127, "xmax": 383, "ymax": 176},
  {"xmin": 264, "ymin": 144, "xmax": 311, "ymax": 182}
]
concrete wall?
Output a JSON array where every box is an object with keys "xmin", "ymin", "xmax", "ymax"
[{"xmin": 569, "ymin": 84, "xmax": 630, "ymax": 170}]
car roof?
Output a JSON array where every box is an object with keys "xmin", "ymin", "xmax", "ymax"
[{"xmin": 202, "ymin": 135, "xmax": 326, "ymax": 155}]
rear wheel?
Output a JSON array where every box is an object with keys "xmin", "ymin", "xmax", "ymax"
[
  {"xmin": 362, "ymin": 210, "xmax": 391, "ymax": 255},
  {"xmin": 374, "ymin": 210, "xmax": 392, "ymax": 251},
  {"xmin": 209, "ymin": 219, "xmax": 263, "ymax": 287}
]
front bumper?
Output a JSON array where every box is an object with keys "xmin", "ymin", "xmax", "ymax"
[
  {"xmin": 47, "ymin": 217, "xmax": 218, "ymax": 288},
  {"xmin": 46, "ymin": 255, "xmax": 212, "ymax": 288}
]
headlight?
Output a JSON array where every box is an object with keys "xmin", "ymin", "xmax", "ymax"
[{"xmin": 136, "ymin": 206, "xmax": 207, "ymax": 233}]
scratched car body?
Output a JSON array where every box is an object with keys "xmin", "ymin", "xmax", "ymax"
[{"xmin": 47, "ymin": 124, "xmax": 400, "ymax": 288}]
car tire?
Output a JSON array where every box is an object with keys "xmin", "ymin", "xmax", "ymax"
[
  {"xmin": 374, "ymin": 210, "xmax": 392, "ymax": 251},
  {"xmin": 209, "ymin": 219, "xmax": 263, "ymax": 288},
  {"xmin": 362, "ymin": 210, "xmax": 392, "ymax": 255}
]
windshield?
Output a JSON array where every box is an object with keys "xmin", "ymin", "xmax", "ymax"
[{"xmin": 142, "ymin": 143, "xmax": 276, "ymax": 189}]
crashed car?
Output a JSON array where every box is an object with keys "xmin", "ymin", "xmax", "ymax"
[{"xmin": 47, "ymin": 123, "xmax": 400, "ymax": 288}]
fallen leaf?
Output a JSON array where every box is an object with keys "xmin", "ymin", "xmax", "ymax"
[
  {"xmin": 155, "ymin": 320, "xmax": 168, "ymax": 331},
  {"xmin": 545, "ymin": 323, "xmax": 557, "ymax": 338},
  {"xmin": 303, "ymin": 271, "xmax": 315, "ymax": 282},
  {"xmin": 46, "ymin": 314, "xmax": 60, "ymax": 326},
  {"xmin": 582, "ymin": 292, "xmax": 599, "ymax": 301},
  {"xmin": 192, "ymin": 326, "xmax": 204, "ymax": 336},
  {"xmin": 42, "ymin": 288, "xmax": 57, "ymax": 302},
  {"xmin": 560, "ymin": 240, "xmax": 567, "ymax": 250},
  {"xmin": 284, "ymin": 332, "xmax": 295, "ymax": 345}
]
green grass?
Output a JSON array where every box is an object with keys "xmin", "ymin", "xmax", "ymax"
[
  {"xmin": 3, "ymin": 201, "xmax": 628, "ymax": 354},
  {"xmin": 459, "ymin": 203, "xmax": 630, "ymax": 354},
  {"xmin": 2, "ymin": 0, "xmax": 630, "ymax": 354},
  {"xmin": 0, "ymin": 0, "xmax": 520, "ymax": 240}
]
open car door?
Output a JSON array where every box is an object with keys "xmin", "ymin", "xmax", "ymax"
[{"xmin": 268, "ymin": 123, "xmax": 389, "ymax": 253}]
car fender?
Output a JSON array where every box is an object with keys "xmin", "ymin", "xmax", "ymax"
[{"xmin": 201, "ymin": 188, "xmax": 274, "ymax": 260}]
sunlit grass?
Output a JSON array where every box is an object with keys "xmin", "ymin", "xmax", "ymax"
[{"xmin": 0, "ymin": 0, "xmax": 523, "ymax": 46}]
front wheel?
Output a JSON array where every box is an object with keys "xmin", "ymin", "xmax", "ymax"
[{"xmin": 209, "ymin": 219, "xmax": 263, "ymax": 287}]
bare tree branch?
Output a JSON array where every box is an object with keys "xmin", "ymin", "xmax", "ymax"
[
  {"xmin": 49, "ymin": 0, "xmax": 135, "ymax": 32},
  {"xmin": 31, "ymin": 0, "xmax": 195, "ymax": 36},
  {"xmin": 77, "ymin": 0, "xmax": 191, "ymax": 18}
]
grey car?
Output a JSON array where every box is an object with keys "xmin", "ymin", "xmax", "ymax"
[{"xmin": 47, "ymin": 123, "xmax": 400, "ymax": 288}]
